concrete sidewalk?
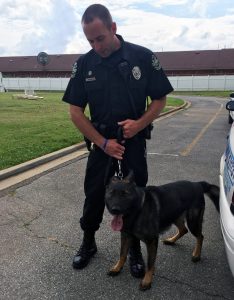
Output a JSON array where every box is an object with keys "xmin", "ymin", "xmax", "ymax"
[{"xmin": 0, "ymin": 145, "xmax": 88, "ymax": 196}]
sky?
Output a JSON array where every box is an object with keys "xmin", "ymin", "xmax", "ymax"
[{"xmin": 0, "ymin": 0, "xmax": 234, "ymax": 57}]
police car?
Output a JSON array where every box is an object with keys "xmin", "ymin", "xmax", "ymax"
[
  {"xmin": 228, "ymin": 92, "xmax": 234, "ymax": 124},
  {"xmin": 219, "ymin": 99, "xmax": 234, "ymax": 277}
]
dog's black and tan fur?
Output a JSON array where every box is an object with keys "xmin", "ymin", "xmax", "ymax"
[{"xmin": 105, "ymin": 171, "xmax": 219, "ymax": 290}]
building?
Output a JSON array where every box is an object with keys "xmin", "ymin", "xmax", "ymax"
[
  {"xmin": 0, "ymin": 48, "xmax": 234, "ymax": 78},
  {"xmin": 0, "ymin": 54, "xmax": 78, "ymax": 78},
  {"xmin": 158, "ymin": 48, "xmax": 234, "ymax": 76}
]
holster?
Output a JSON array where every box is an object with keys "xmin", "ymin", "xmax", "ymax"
[
  {"xmin": 84, "ymin": 136, "xmax": 92, "ymax": 151},
  {"xmin": 83, "ymin": 123, "xmax": 109, "ymax": 151},
  {"xmin": 142, "ymin": 123, "xmax": 154, "ymax": 140}
]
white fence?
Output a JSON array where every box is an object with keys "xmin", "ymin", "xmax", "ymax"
[
  {"xmin": 2, "ymin": 75, "xmax": 234, "ymax": 91},
  {"xmin": 169, "ymin": 75, "xmax": 234, "ymax": 91},
  {"xmin": 2, "ymin": 77, "xmax": 69, "ymax": 91}
]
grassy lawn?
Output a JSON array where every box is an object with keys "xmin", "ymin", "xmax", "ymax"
[
  {"xmin": 172, "ymin": 90, "xmax": 232, "ymax": 97},
  {"xmin": 0, "ymin": 92, "xmax": 183, "ymax": 170}
]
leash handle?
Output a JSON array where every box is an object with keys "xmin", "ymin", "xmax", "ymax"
[
  {"xmin": 104, "ymin": 126, "xmax": 124, "ymax": 185},
  {"xmin": 117, "ymin": 126, "xmax": 124, "ymax": 144}
]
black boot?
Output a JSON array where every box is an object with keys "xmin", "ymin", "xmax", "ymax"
[
  {"xmin": 72, "ymin": 231, "xmax": 97, "ymax": 269},
  {"xmin": 129, "ymin": 238, "xmax": 145, "ymax": 278}
]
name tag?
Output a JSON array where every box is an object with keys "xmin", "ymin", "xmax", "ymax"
[{"xmin": 85, "ymin": 77, "xmax": 96, "ymax": 82}]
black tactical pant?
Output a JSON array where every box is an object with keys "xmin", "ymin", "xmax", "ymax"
[{"xmin": 80, "ymin": 137, "xmax": 148, "ymax": 232}]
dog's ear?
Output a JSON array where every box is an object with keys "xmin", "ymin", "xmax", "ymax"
[{"xmin": 125, "ymin": 170, "xmax": 135, "ymax": 182}]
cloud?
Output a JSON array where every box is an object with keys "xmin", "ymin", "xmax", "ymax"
[
  {"xmin": 150, "ymin": 0, "xmax": 189, "ymax": 8},
  {"xmin": 0, "ymin": 0, "xmax": 78, "ymax": 55},
  {"xmin": 0, "ymin": 0, "xmax": 234, "ymax": 56},
  {"xmin": 108, "ymin": 7, "xmax": 234, "ymax": 52},
  {"xmin": 66, "ymin": 0, "xmax": 234, "ymax": 52},
  {"xmin": 190, "ymin": 0, "xmax": 218, "ymax": 17},
  {"xmin": 17, "ymin": 0, "xmax": 78, "ymax": 55}
]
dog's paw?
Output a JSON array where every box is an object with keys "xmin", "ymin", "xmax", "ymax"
[
  {"xmin": 191, "ymin": 255, "xmax": 201, "ymax": 263},
  {"xmin": 107, "ymin": 269, "xmax": 121, "ymax": 277},
  {"xmin": 139, "ymin": 281, "xmax": 152, "ymax": 291},
  {"xmin": 162, "ymin": 239, "xmax": 176, "ymax": 245}
]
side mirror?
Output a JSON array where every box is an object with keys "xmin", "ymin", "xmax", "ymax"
[
  {"xmin": 226, "ymin": 100, "xmax": 234, "ymax": 111},
  {"xmin": 230, "ymin": 92, "xmax": 234, "ymax": 98}
]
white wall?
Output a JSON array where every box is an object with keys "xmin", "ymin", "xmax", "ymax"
[
  {"xmin": 2, "ymin": 75, "xmax": 234, "ymax": 92},
  {"xmin": 169, "ymin": 75, "xmax": 234, "ymax": 91},
  {"xmin": 2, "ymin": 77, "xmax": 69, "ymax": 91}
]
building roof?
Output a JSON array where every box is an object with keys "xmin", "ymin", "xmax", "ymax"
[
  {"xmin": 0, "ymin": 48, "xmax": 234, "ymax": 73},
  {"xmin": 157, "ymin": 48, "xmax": 234, "ymax": 71},
  {"xmin": 0, "ymin": 54, "xmax": 79, "ymax": 73}
]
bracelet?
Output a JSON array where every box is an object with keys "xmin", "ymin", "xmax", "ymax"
[{"xmin": 102, "ymin": 138, "xmax": 108, "ymax": 151}]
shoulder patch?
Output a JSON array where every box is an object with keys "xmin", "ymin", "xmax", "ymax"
[
  {"xmin": 152, "ymin": 55, "xmax": 161, "ymax": 70},
  {"xmin": 71, "ymin": 62, "xmax": 78, "ymax": 78}
]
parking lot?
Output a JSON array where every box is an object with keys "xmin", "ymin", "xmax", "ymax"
[{"xmin": 0, "ymin": 96, "xmax": 234, "ymax": 299}]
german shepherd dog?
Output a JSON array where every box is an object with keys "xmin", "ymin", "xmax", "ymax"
[{"xmin": 104, "ymin": 171, "xmax": 219, "ymax": 291}]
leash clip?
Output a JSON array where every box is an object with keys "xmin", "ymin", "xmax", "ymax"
[
  {"xmin": 117, "ymin": 160, "xmax": 123, "ymax": 180},
  {"xmin": 115, "ymin": 126, "xmax": 124, "ymax": 179}
]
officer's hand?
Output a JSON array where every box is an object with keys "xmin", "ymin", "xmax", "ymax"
[
  {"xmin": 118, "ymin": 119, "xmax": 139, "ymax": 139},
  {"xmin": 104, "ymin": 139, "xmax": 125, "ymax": 160}
]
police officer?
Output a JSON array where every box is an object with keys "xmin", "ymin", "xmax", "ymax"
[{"xmin": 63, "ymin": 4, "xmax": 173, "ymax": 278}]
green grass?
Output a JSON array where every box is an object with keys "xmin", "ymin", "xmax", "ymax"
[
  {"xmin": 0, "ymin": 92, "xmax": 82, "ymax": 170},
  {"xmin": 172, "ymin": 90, "xmax": 233, "ymax": 97},
  {"xmin": 0, "ymin": 92, "xmax": 183, "ymax": 170},
  {"xmin": 166, "ymin": 97, "xmax": 184, "ymax": 106}
]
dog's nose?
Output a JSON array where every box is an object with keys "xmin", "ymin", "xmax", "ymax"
[{"xmin": 110, "ymin": 206, "xmax": 121, "ymax": 215}]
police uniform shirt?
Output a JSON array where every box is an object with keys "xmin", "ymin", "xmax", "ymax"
[{"xmin": 63, "ymin": 35, "xmax": 173, "ymax": 126}]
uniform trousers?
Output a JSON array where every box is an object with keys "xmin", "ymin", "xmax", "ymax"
[{"xmin": 80, "ymin": 137, "xmax": 148, "ymax": 232}]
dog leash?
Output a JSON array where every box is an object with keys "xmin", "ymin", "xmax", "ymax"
[
  {"xmin": 103, "ymin": 126, "xmax": 125, "ymax": 185},
  {"xmin": 116, "ymin": 126, "xmax": 124, "ymax": 180}
]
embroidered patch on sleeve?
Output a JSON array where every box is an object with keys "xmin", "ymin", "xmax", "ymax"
[
  {"xmin": 71, "ymin": 62, "xmax": 78, "ymax": 78},
  {"xmin": 152, "ymin": 55, "xmax": 161, "ymax": 70}
]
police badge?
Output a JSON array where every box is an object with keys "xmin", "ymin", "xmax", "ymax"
[
  {"xmin": 152, "ymin": 55, "xmax": 161, "ymax": 70},
  {"xmin": 132, "ymin": 66, "xmax": 141, "ymax": 80},
  {"xmin": 71, "ymin": 62, "xmax": 78, "ymax": 78}
]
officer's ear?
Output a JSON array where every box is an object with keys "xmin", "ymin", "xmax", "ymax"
[{"xmin": 111, "ymin": 22, "xmax": 117, "ymax": 34}]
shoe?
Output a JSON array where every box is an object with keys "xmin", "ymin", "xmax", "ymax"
[
  {"xmin": 129, "ymin": 247, "xmax": 145, "ymax": 278},
  {"xmin": 72, "ymin": 241, "xmax": 97, "ymax": 269}
]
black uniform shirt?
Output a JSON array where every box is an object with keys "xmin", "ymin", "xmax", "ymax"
[{"xmin": 63, "ymin": 35, "xmax": 173, "ymax": 127}]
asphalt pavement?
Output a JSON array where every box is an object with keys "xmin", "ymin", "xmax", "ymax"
[{"xmin": 0, "ymin": 96, "xmax": 234, "ymax": 300}]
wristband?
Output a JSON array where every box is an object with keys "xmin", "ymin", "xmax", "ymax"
[{"xmin": 102, "ymin": 138, "xmax": 108, "ymax": 151}]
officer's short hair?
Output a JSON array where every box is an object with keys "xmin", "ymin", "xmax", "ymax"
[{"xmin": 81, "ymin": 4, "xmax": 113, "ymax": 29}]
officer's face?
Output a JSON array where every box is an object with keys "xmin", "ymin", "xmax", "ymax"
[{"xmin": 83, "ymin": 18, "xmax": 120, "ymax": 58}]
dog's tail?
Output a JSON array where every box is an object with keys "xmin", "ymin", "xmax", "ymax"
[{"xmin": 199, "ymin": 181, "xmax": 220, "ymax": 212}]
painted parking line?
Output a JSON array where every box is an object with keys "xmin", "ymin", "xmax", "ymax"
[
  {"xmin": 147, "ymin": 152, "xmax": 179, "ymax": 157},
  {"xmin": 180, "ymin": 103, "xmax": 223, "ymax": 156}
]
